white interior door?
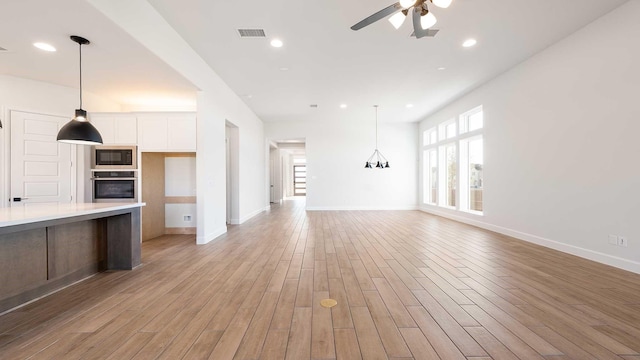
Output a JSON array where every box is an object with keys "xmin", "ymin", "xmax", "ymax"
[{"xmin": 10, "ymin": 111, "xmax": 75, "ymax": 207}]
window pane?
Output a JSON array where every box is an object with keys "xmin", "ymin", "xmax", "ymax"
[
  {"xmin": 430, "ymin": 131, "xmax": 437, "ymax": 144},
  {"xmin": 446, "ymin": 123, "xmax": 456, "ymax": 139},
  {"xmin": 446, "ymin": 145, "xmax": 456, "ymax": 207},
  {"xmin": 468, "ymin": 138, "xmax": 483, "ymax": 212},
  {"xmin": 468, "ymin": 111, "xmax": 483, "ymax": 131},
  {"xmin": 423, "ymin": 131, "xmax": 430, "ymax": 146},
  {"xmin": 429, "ymin": 151, "xmax": 438, "ymax": 204}
]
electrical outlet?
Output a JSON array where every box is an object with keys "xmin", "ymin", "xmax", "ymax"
[
  {"xmin": 183, "ymin": 215, "xmax": 192, "ymax": 222},
  {"xmin": 608, "ymin": 234, "xmax": 619, "ymax": 245},
  {"xmin": 618, "ymin": 236, "xmax": 628, "ymax": 247}
]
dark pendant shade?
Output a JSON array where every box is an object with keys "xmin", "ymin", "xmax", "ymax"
[{"xmin": 57, "ymin": 112, "xmax": 103, "ymax": 145}]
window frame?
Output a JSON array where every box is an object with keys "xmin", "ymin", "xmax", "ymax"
[{"xmin": 422, "ymin": 106, "xmax": 484, "ymax": 215}]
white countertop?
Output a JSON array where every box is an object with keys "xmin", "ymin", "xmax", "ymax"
[{"xmin": 0, "ymin": 202, "xmax": 145, "ymax": 228}]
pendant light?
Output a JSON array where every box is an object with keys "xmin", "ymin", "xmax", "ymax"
[
  {"xmin": 364, "ymin": 105, "xmax": 390, "ymax": 169},
  {"xmin": 57, "ymin": 35, "xmax": 103, "ymax": 145}
]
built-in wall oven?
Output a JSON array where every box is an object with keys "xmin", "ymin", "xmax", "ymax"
[
  {"xmin": 92, "ymin": 145, "xmax": 137, "ymax": 169},
  {"xmin": 91, "ymin": 170, "xmax": 137, "ymax": 203}
]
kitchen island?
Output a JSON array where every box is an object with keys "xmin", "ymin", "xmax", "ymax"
[{"xmin": 0, "ymin": 203, "xmax": 144, "ymax": 313}]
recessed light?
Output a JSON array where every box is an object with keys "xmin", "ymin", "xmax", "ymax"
[
  {"xmin": 279, "ymin": 67, "xmax": 289, "ymax": 71},
  {"xmin": 270, "ymin": 39, "xmax": 283, "ymax": 48},
  {"xmin": 437, "ymin": 67, "xmax": 446, "ymax": 71},
  {"xmin": 462, "ymin": 39, "xmax": 477, "ymax": 48},
  {"xmin": 34, "ymin": 42, "xmax": 56, "ymax": 52},
  {"xmin": 406, "ymin": 104, "xmax": 414, "ymax": 108},
  {"xmin": 340, "ymin": 104, "xmax": 347, "ymax": 109}
]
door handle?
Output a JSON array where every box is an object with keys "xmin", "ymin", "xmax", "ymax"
[{"xmin": 12, "ymin": 197, "xmax": 29, "ymax": 202}]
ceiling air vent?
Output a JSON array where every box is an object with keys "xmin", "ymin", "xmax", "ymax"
[
  {"xmin": 237, "ymin": 29, "xmax": 266, "ymax": 38},
  {"xmin": 0, "ymin": 46, "xmax": 8, "ymax": 51},
  {"xmin": 310, "ymin": 104, "xmax": 318, "ymax": 108}
]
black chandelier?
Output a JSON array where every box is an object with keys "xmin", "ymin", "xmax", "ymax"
[{"xmin": 365, "ymin": 105, "xmax": 390, "ymax": 169}]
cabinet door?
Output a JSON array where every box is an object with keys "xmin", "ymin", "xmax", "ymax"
[
  {"xmin": 138, "ymin": 117, "xmax": 168, "ymax": 151},
  {"xmin": 168, "ymin": 116, "xmax": 196, "ymax": 151},
  {"xmin": 90, "ymin": 116, "xmax": 116, "ymax": 144},
  {"xmin": 114, "ymin": 117, "xmax": 137, "ymax": 144}
]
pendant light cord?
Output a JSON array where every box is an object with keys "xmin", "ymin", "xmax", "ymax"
[
  {"xmin": 374, "ymin": 105, "xmax": 378, "ymax": 150},
  {"xmin": 78, "ymin": 42, "xmax": 83, "ymax": 109}
]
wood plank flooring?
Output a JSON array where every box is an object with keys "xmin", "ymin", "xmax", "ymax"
[{"xmin": 2, "ymin": 198, "xmax": 640, "ymax": 359}]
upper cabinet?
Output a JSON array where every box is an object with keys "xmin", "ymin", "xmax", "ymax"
[
  {"xmin": 90, "ymin": 115, "xmax": 137, "ymax": 145},
  {"xmin": 138, "ymin": 114, "xmax": 197, "ymax": 152},
  {"xmin": 91, "ymin": 112, "xmax": 197, "ymax": 152}
]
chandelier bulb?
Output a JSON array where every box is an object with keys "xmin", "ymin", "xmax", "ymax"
[
  {"xmin": 399, "ymin": 0, "xmax": 417, "ymax": 9},
  {"xmin": 421, "ymin": 12, "xmax": 437, "ymax": 29}
]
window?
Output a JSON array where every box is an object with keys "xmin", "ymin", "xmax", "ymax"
[
  {"xmin": 422, "ymin": 106, "xmax": 483, "ymax": 214},
  {"xmin": 423, "ymin": 128, "xmax": 436, "ymax": 146},
  {"xmin": 468, "ymin": 138, "xmax": 483, "ymax": 212},
  {"xmin": 423, "ymin": 150, "xmax": 437, "ymax": 204},
  {"xmin": 444, "ymin": 144, "xmax": 457, "ymax": 207},
  {"xmin": 459, "ymin": 106, "xmax": 483, "ymax": 134},
  {"xmin": 459, "ymin": 137, "xmax": 483, "ymax": 213}
]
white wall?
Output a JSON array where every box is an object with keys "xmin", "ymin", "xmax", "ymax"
[
  {"xmin": 418, "ymin": 0, "xmax": 640, "ymax": 273},
  {"xmin": 266, "ymin": 113, "xmax": 418, "ymax": 210},
  {"xmin": 0, "ymin": 75, "xmax": 121, "ymax": 206},
  {"xmin": 90, "ymin": 0, "xmax": 267, "ymax": 244}
]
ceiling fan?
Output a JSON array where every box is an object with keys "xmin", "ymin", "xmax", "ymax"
[{"xmin": 351, "ymin": 0, "xmax": 452, "ymax": 39}]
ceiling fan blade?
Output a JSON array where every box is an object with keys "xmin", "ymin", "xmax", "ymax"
[
  {"xmin": 412, "ymin": 8, "xmax": 429, "ymax": 38},
  {"xmin": 351, "ymin": 2, "xmax": 402, "ymax": 31}
]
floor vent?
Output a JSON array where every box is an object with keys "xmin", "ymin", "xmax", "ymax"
[{"xmin": 237, "ymin": 29, "xmax": 266, "ymax": 38}]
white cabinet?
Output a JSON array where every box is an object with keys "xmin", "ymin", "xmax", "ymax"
[
  {"xmin": 138, "ymin": 114, "xmax": 196, "ymax": 152},
  {"xmin": 90, "ymin": 115, "xmax": 137, "ymax": 145},
  {"xmin": 90, "ymin": 112, "xmax": 196, "ymax": 151},
  {"xmin": 138, "ymin": 117, "xmax": 168, "ymax": 151},
  {"xmin": 168, "ymin": 117, "xmax": 197, "ymax": 150}
]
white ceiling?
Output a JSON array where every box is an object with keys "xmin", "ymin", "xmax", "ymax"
[
  {"xmin": 0, "ymin": 0, "xmax": 197, "ymax": 109},
  {"xmin": 1, "ymin": 0, "xmax": 629, "ymax": 122}
]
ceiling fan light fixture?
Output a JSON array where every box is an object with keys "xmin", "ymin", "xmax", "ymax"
[
  {"xmin": 388, "ymin": 12, "xmax": 407, "ymax": 29},
  {"xmin": 421, "ymin": 12, "xmax": 437, "ymax": 29},
  {"xmin": 431, "ymin": 0, "xmax": 452, "ymax": 8},
  {"xmin": 399, "ymin": 0, "xmax": 417, "ymax": 9}
]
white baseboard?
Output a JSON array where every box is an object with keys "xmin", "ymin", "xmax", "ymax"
[
  {"xmin": 306, "ymin": 205, "xmax": 419, "ymax": 211},
  {"xmin": 230, "ymin": 206, "xmax": 270, "ymax": 225},
  {"xmin": 419, "ymin": 206, "xmax": 640, "ymax": 275},
  {"xmin": 197, "ymin": 226, "xmax": 227, "ymax": 245}
]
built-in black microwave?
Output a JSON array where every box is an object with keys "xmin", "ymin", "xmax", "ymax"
[{"xmin": 92, "ymin": 146, "xmax": 137, "ymax": 169}]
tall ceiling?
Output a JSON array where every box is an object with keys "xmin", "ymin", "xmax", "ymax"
[{"xmin": 1, "ymin": 0, "xmax": 629, "ymax": 122}]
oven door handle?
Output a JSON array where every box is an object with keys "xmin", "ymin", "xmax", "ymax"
[{"xmin": 91, "ymin": 177, "xmax": 138, "ymax": 180}]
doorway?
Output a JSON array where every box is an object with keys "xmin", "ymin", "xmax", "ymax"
[
  {"xmin": 293, "ymin": 164, "xmax": 306, "ymax": 196},
  {"xmin": 266, "ymin": 140, "xmax": 306, "ymax": 203},
  {"xmin": 225, "ymin": 121, "xmax": 239, "ymax": 224}
]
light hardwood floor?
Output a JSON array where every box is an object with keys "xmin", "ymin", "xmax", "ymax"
[{"xmin": 2, "ymin": 199, "xmax": 640, "ymax": 359}]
